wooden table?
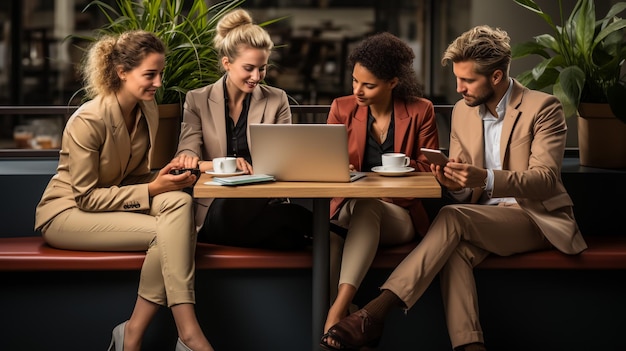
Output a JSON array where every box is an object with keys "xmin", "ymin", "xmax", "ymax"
[{"xmin": 194, "ymin": 172, "xmax": 441, "ymax": 351}]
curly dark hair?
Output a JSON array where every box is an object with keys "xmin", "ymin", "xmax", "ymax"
[{"xmin": 348, "ymin": 32, "xmax": 424, "ymax": 101}]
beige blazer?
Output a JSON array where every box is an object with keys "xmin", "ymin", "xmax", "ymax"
[
  {"xmin": 449, "ymin": 80, "xmax": 587, "ymax": 254},
  {"xmin": 35, "ymin": 94, "xmax": 159, "ymax": 230},
  {"xmin": 176, "ymin": 76, "xmax": 292, "ymax": 231}
]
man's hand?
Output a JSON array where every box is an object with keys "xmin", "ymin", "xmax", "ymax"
[{"xmin": 430, "ymin": 158, "xmax": 488, "ymax": 191}]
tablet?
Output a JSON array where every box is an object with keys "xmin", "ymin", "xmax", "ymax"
[{"xmin": 420, "ymin": 148, "xmax": 449, "ymax": 167}]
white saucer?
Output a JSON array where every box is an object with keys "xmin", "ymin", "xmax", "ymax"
[
  {"xmin": 205, "ymin": 169, "xmax": 246, "ymax": 177},
  {"xmin": 371, "ymin": 166, "xmax": 415, "ymax": 176}
]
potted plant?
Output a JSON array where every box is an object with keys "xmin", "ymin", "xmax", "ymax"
[
  {"xmin": 511, "ymin": 0, "xmax": 626, "ymax": 168},
  {"xmin": 73, "ymin": 0, "xmax": 281, "ymax": 167}
]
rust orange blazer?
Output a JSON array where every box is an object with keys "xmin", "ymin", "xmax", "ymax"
[{"xmin": 327, "ymin": 95, "xmax": 439, "ymax": 236}]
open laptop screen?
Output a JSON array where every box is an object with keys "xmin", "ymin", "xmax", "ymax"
[{"xmin": 249, "ymin": 124, "xmax": 364, "ymax": 182}]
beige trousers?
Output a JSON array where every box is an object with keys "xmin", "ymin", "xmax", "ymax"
[
  {"xmin": 42, "ymin": 191, "xmax": 197, "ymax": 307},
  {"xmin": 381, "ymin": 203, "xmax": 552, "ymax": 348},
  {"xmin": 330, "ymin": 198, "xmax": 415, "ymax": 301}
]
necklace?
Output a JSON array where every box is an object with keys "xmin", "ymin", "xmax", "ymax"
[
  {"xmin": 376, "ymin": 126, "xmax": 387, "ymax": 140},
  {"xmin": 372, "ymin": 118, "xmax": 390, "ymax": 141}
]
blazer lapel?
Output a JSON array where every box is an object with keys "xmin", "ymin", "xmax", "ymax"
[
  {"xmin": 500, "ymin": 81, "xmax": 524, "ymax": 165},
  {"xmin": 466, "ymin": 106, "xmax": 486, "ymax": 166},
  {"xmin": 393, "ymin": 99, "xmax": 410, "ymax": 151},
  {"xmin": 103, "ymin": 95, "xmax": 131, "ymax": 173},
  {"xmin": 208, "ymin": 76, "xmax": 228, "ymax": 157},
  {"xmin": 248, "ymin": 87, "xmax": 267, "ymax": 125},
  {"xmin": 352, "ymin": 105, "xmax": 369, "ymax": 169},
  {"xmin": 140, "ymin": 99, "xmax": 159, "ymax": 168}
]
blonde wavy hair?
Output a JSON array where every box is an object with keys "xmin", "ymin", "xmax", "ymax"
[
  {"xmin": 441, "ymin": 25, "xmax": 511, "ymax": 79},
  {"xmin": 81, "ymin": 30, "xmax": 165, "ymax": 99}
]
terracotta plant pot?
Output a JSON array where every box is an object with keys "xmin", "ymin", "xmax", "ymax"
[{"xmin": 577, "ymin": 103, "xmax": 626, "ymax": 169}]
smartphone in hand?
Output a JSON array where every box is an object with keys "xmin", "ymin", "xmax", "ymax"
[
  {"xmin": 420, "ymin": 148, "xmax": 450, "ymax": 167},
  {"xmin": 169, "ymin": 168, "xmax": 201, "ymax": 177}
]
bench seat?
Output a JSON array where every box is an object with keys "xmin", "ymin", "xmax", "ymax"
[{"xmin": 1, "ymin": 236, "xmax": 626, "ymax": 272}]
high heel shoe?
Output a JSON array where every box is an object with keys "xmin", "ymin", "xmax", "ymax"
[
  {"xmin": 107, "ymin": 321, "xmax": 127, "ymax": 351},
  {"xmin": 175, "ymin": 338, "xmax": 193, "ymax": 351}
]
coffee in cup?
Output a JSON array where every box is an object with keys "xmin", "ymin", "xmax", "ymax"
[
  {"xmin": 381, "ymin": 153, "xmax": 410, "ymax": 170},
  {"xmin": 213, "ymin": 157, "xmax": 238, "ymax": 173}
]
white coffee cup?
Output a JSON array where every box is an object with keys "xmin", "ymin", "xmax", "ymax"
[
  {"xmin": 213, "ymin": 157, "xmax": 237, "ymax": 173},
  {"xmin": 381, "ymin": 153, "xmax": 410, "ymax": 170}
]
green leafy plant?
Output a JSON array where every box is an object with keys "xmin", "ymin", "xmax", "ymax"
[
  {"xmin": 74, "ymin": 0, "xmax": 282, "ymax": 105},
  {"xmin": 511, "ymin": 0, "xmax": 626, "ymax": 123}
]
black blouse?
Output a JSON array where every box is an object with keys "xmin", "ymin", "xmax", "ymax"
[
  {"xmin": 362, "ymin": 109, "xmax": 394, "ymax": 171},
  {"xmin": 223, "ymin": 78, "xmax": 253, "ymax": 164}
]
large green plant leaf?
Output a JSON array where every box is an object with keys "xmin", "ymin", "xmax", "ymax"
[
  {"xmin": 594, "ymin": 19, "xmax": 626, "ymax": 45},
  {"xmin": 535, "ymin": 34, "xmax": 560, "ymax": 53},
  {"xmin": 511, "ymin": 41, "xmax": 551, "ymax": 59},
  {"xmin": 569, "ymin": 0, "xmax": 595, "ymax": 61},
  {"xmin": 555, "ymin": 66, "xmax": 585, "ymax": 117},
  {"xmin": 513, "ymin": 0, "xmax": 556, "ymax": 28},
  {"xmin": 512, "ymin": 0, "xmax": 626, "ymax": 124}
]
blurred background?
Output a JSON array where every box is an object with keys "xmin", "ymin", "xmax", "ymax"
[{"xmin": 0, "ymin": 0, "xmax": 614, "ymax": 150}]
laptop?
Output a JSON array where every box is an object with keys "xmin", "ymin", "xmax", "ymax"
[{"xmin": 249, "ymin": 124, "xmax": 366, "ymax": 182}]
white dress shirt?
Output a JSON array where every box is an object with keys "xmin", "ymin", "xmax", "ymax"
[{"xmin": 480, "ymin": 78, "xmax": 516, "ymax": 205}]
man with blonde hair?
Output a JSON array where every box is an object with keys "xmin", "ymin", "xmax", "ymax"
[{"xmin": 321, "ymin": 25, "xmax": 586, "ymax": 351}]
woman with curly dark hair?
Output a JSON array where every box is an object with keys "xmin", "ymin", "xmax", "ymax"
[{"xmin": 321, "ymin": 32, "xmax": 439, "ymax": 350}]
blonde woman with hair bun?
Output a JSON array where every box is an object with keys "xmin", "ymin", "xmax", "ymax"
[{"xmin": 175, "ymin": 9, "xmax": 313, "ymax": 250}]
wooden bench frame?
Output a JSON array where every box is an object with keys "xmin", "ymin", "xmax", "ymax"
[{"xmin": 2, "ymin": 235, "xmax": 626, "ymax": 272}]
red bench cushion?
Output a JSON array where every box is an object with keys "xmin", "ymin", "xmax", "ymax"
[{"xmin": 1, "ymin": 236, "xmax": 625, "ymax": 271}]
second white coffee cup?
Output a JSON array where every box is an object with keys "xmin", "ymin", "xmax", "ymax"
[
  {"xmin": 381, "ymin": 153, "xmax": 410, "ymax": 170},
  {"xmin": 213, "ymin": 157, "xmax": 237, "ymax": 173}
]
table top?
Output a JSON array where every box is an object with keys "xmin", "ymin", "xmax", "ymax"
[{"xmin": 194, "ymin": 172, "xmax": 441, "ymax": 199}]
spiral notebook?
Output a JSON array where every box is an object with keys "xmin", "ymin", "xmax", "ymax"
[{"xmin": 249, "ymin": 124, "xmax": 366, "ymax": 182}]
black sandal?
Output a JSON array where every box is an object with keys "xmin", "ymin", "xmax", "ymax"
[
  {"xmin": 321, "ymin": 333, "xmax": 336, "ymax": 350},
  {"xmin": 320, "ymin": 332, "xmax": 359, "ymax": 351},
  {"xmin": 320, "ymin": 332, "xmax": 339, "ymax": 350}
]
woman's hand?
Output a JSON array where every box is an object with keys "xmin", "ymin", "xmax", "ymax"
[
  {"xmin": 173, "ymin": 154, "xmax": 199, "ymax": 170},
  {"xmin": 237, "ymin": 157, "xmax": 253, "ymax": 174},
  {"xmin": 148, "ymin": 162, "xmax": 197, "ymax": 197}
]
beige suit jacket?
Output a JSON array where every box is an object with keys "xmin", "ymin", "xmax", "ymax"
[
  {"xmin": 449, "ymin": 80, "xmax": 586, "ymax": 254},
  {"xmin": 35, "ymin": 94, "xmax": 159, "ymax": 230},
  {"xmin": 175, "ymin": 76, "xmax": 292, "ymax": 231}
]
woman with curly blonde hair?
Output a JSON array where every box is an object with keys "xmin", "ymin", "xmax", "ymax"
[{"xmin": 35, "ymin": 30, "xmax": 213, "ymax": 351}]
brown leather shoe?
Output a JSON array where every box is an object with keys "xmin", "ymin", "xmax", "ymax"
[{"xmin": 325, "ymin": 309, "xmax": 384, "ymax": 350}]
